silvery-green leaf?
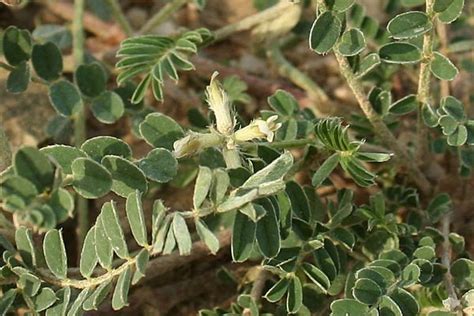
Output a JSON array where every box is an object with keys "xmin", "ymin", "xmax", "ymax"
[
  {"xmin": 43, "ymin": 229, "xmax": 67, "ymax": 279},
  {"xmin": 126, "ymin": 191, "xmax": 148, "ymax": 247},
  {"xmin": 80, "ymin": 226, "xmax": 98, "ymax": 278},
  {"xmin": 112, "ymin": 266, "xmax": 132, "ymax": 310},
  {"xmin": 101, "ymin": 201, "xmax": 129, "ymax": 259},
  {"xmin": 195, "ymin": 218, "xmax": 220, "ymax": 255}
]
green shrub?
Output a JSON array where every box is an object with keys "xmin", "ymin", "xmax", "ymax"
[{"xmin": 0, "ymin": 0, "xmax": 473, "ymax": 315}]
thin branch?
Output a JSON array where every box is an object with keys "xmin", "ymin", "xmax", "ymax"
[
  {"xmin": 266, "ymin": 42, "xmax": 331, "ymax": 116},
  {"xmin": 440, "ymin": 213, "xmax": 461, "ymax": 311},
  {"xmin": 72, "ymin": 0, "xmax": 89, "ymax": 250},
  {"xmin": 213, "ymin": 1, "xmax": 295, "ymax": 42},
  {"xmin": 105, "ymin": 0, "xmax": 133, "ymax": 37},
  {"xmin": 138, "ymin": 0, "xmax": 189, "ymax": 35},
  {"xmin": 24, "ymin": 231, "xmax": 231, "ymax": 289},
  {"xmin": 416, "ymin": 0, "xmax": 435, "ymax": 164},
  {"xmin": 243, "ymin": 268, "xmax": 270, "ymax": 316},
  {"xmin": 0, "ymin": 125, "xmax": 12, "ymax": 172},
  {"xmin": 436, "ymin": 22, "xmax": 450, "ymax": 98}
]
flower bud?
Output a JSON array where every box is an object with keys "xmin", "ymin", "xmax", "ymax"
[
  {"xmin": 173, "ymin": 131, "xmax": 222, "ymax": 158},
  {"xmin": 234, "ymin": 115, "xmax": 282, "ymax": 142},
  {"xmin": 205, "ymin": 72, "xmax": 234, "ymax": 135}
]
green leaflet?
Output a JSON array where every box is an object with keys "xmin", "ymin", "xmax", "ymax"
[
  {"xmin": 102, "ymin": 155, "xmax": 148, "ymax": 197},
  {"xmin": 231, "ymin": 210, "xmax": 256, "ymax": 262},
  {"xmin": 81, "ymin": 136, "xmax": 132, "ymax": 162},
  {"xmin": 255, "ymin": 201, "xmax": 281, "ymax": 258},
  {"xmin": 80, "ymin": 226, "xmax": 98, "ymax": 278},
  {"xmin": 45, "ymin": 287, "xmax": 70, "ymax": 316},
  {"xmin": 32, "ymin": 288, "xmax": 57, "ymax": 312},
  {"xmin": 139, "ymin": 113, "xmax": 184, "ymax": 150},
  {"xmin": 330, "ymin": 298, "xmax": 369, "ymax": 316},
  {"xmin": 337, "ymin": 28, "xmax": 366, "ymax": 56},
  {"xmin": 15, "ymin": 227, "xmax": 36, "ymax": 266},
  {"xmin": 352, "ymin": 278, "xmax": 382, "ymax": 305},
  {"xmin": 40, "ymin": 145, "xmax": 87, "ymax": 174},
  {"xmin": 195, "ymin": 218, "xmax": 220, "ymax": 255},
  {"xmin": 309, "ymin": 11, "xmax": 342, "ymax": 54},
  {"xmin": 101, "ymin": 201, "xmax": 129, "ymax": 259},
  {"xmin": 379, "ymin": 42, "xmax": 422, "ymax": 64},
  {"xmin": 66, "ymin": 288, "xmax": 90, "ymax": 316},
  {"xmin": 286, "ymin": 275, "xmax": 303, "ymax": 313},
  {"xmin": 138, "ymin": 148, "xmax": 178, "ymax": 183},
  {"xmin": 430, "ymin": 52, "xmax": 458, "ymax": 81},
  {"xmin": 389, "ymin": 287, "xmax": 420, "ymax": 316},
  {"xmin": 31, "ymin": 42, "xmax": 63, "ymax": 81},
  {"xmin": 389, "ymin": 94, "xmax": 418, "ymax": 115},
  {"xmin": 268, "ymin": 89, "xmax": 299, "ymax": 116},
  {"xmin": 241, "ymin": 151, "xmax": 293, "ymax": 189},
  {"xmin": 74, "ymin": 62, "xmax": 107, "ymax": 98},
  {"xmin": 14, "ymin": 147, "xmax": 54, "ymax": 193},
  {"xmin": 126, "ymin": 191, "xmax": 148, "ymax": 247},
  {"xmin": 265, "ymin": 277, "xmax": 290, "ymax": 302},
  {"xmin": 95, "ymin": 213, "xmax": 114, "ymax": 269},
  {"xmin": 112, "ymin": 266, "xmax": 132, "ymax": 310},
  {"xmin": 132, "ymin": 249, "xmax": 149, "ymax": 285},
  {"xmin": 173, "ymin": 213, "xmax": 192, "ymax": 255},
  {"xmin": 83, "ymin": 280, "xmax": 112, "ymax": 311},
  {"xmin": 2, "ymin": 26, "xmax": 32, "ymax": 66},
  {"xmin": 43, "ymin": 229, "xmax": 67, "ymax": 279},
  {"xmin": 378, "ymin": 295, "xmax": 403, "ymax": 316},
  {"xmin": 302, "ymin": 262, "xmax": 331, "ymax": 293},
  {"xmin": 387, "ymin": 11, "xmax": 432, "ymax": 39},
  {"xmin": 193, "ymin": 166, "xmax": 213, "ymax": 210},
  {"xmin": 6, "ymin": 61, "xmax": 30, "ymax": 93},
  {"xmin": 90, "ymin": 91, "xmax": 125, "ymax": 124},
  {"xmin": 0, "ymin": 289, "xmax": 17, "ymax": 315},
  {"xmin": 71, "ymin": 157, "xmax": 112, "ymax": 199},
  {"xmin": 437, "ymin": 0, "xmax": 464, "ymax": 23},
  {"xmin": 48, "ymin": 80, "xmax": 83, "ymax": 116},
  {"xmin": 312, "ymin": 153, "xmax": 339, "ymax": 187}
]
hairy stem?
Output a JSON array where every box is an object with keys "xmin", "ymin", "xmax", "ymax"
[
  {"xmin": 243, "ymin": 268, "xmax": 270, "ymax": 315},
  {"xmin": 29, "ymin": 231, "xmax": 231, "ymax": 289},
  {"xmin": 416, "ymin": 0, "xmax": 435, "ymax": 164},
  {"xmin": 441, "ymin": 213, "xmax": 460, "ymax": 311},
  {"xmin": 266, "ymin": 42, "xmax": 329, "ymax": 115},
  {"xmin": 105, "ymin": 0, "xmax": 133, "ymax": 36},
  {"xmin": 138, "ymin": 0, "xmax": 188, "ymax": 35},
  {"xmin": 73, "ymin": 0, "xmax": 88, "ymax": 250},
  {"xmin": 333, "ymin": 52, "xmax": 432, "ymax": 195},
  {"xmin": 436, "ymin": 22, "xmax": 450, "ymax": 98},
  {"xmin": 0, "ymin": 125, "xmax": 12, "ymax": 172},
  {"xmin": 213, "ymin": 1, "xmax": 295, "ymax": 42}
]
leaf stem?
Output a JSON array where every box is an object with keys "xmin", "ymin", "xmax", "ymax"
[
  {"xmin": 416, "ymin": 0, "xmax": 435, "ymax": 164},
  {"xmin": 213, "ymin": 1, "xmax": 295, "ymax": 42},
  {"xmin": 105, "ymin": 0, "xmax": 133, "ymax": 37},
  {"xmin": 138, "ymin": 0, "xmax": 189, "ymax": 35},
  {"xmin": 72, "ymin": 0, "xmax": 89, "ymax": 250}
]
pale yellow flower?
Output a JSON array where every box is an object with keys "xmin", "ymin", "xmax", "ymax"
[
  {"xmin": 205, "ymin": 72, "xmax": 234, "ymax": 136},
  {"xmin": 234, "ymin": 115, "xmax": 282, "ymax": 142}
]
